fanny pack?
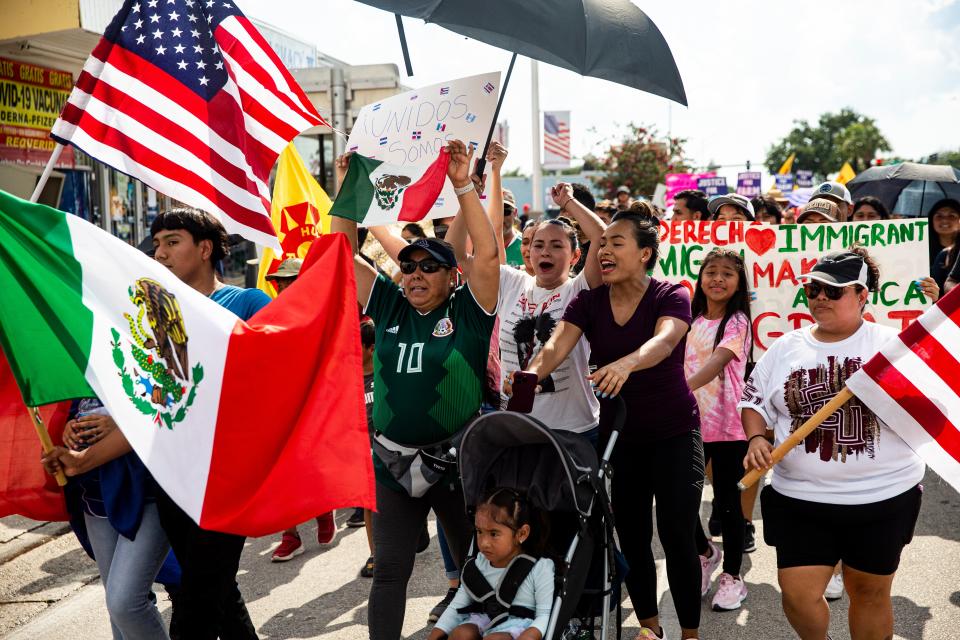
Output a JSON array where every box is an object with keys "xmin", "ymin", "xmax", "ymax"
[{"xmin": 373, "ymin": 429, "xmax": 467, "ymax": 497}]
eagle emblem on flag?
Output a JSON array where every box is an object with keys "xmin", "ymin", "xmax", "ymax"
[
  {"xmin": 112, "ymin": 278, "xmax": 204, "ymax": 429},
  {"xmin": 374, "ymin": 174, "xmax": 412, "ymax": 210}
]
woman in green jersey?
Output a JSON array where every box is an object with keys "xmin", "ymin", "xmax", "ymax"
[{"xmin": 332, "ymin": 140, "xmax": 500, "ymax": 640}]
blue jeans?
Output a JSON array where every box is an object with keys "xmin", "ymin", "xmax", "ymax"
[
  {"xmin": 85, "ymin": 503, "xmax": 171, "ymax": 640},
  {"xmin": 437, "ymin": 524, "xmax": 459, "ymax": 580}
]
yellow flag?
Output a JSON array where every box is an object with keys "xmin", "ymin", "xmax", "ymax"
[
  {"xmin": 835, "ymin": 162, "xmax": 856, "ymax": 185},
  {"xmin": 777, "ymin": 152, "xmax": 796, "ymax": 175},
  {"xmin": 257, "ymin": 143, "xmax": 333, "ymax": 297}
]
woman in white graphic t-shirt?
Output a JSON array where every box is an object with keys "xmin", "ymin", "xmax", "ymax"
[
  {"xmin": 455, "ymin": 181, "xmax": 607, "ymax": 436},
  {"xmin": 739, "ymin": 247, "xmax": 930, "ymax": 640}
]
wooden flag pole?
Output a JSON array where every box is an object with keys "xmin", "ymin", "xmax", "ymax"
[
  {"xmin": 29, "ymin": 143, "xmax": 64, "ymax": 204},
  {"xmin": 738, "ymin": 386, "xmax": 854, "ymax": 491},
  {"xmin": 29, "ymin": 407, "xmax": 67, "ymax": 487}
]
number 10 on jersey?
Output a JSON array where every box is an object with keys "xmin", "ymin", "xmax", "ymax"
[{"xmin": 396, "ymin": 342, "xmax": 424, "ymax": 373}]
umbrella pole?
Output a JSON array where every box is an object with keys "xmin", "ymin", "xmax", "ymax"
[
  {"xmin": 474, "ymin": 52, "xmax": 517, "ymax": 179},
  {"xmin": 394, "ymin": 14, "xmax": 414, "ymax": 77}
]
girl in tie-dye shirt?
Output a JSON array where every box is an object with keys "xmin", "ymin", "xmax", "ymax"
[{"xmin": 683, "ymin": 248, "xmax": 753, "ymax": 612}]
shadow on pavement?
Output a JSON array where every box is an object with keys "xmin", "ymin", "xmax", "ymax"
[
  {"xmin": 15, "ymin": 546, "xmax": 98, "ymax": 598},
  {"xmin": 913, "ymin": 468, "xmax": 960, "ymax": 542}
]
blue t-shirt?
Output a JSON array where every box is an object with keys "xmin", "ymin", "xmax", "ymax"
[{"xmin": 210, "ymin": 285, "xmax": 270, "ymax": 321}]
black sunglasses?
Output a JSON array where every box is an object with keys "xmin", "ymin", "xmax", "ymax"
[
  {"xmin": 803, "ymin": 282, "xmax": 849, "ymax": 300},
  {"xmin": 400, "ymin": 258, "xmax": 447, "ymax": 275}
]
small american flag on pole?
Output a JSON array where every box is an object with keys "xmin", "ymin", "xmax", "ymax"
[
  {"xmin": 543, "ymin": 111, "xmax": 571, "ymax": 169},
  {"xmin": 50, "ymin": 0, "xmax": 329, "ymax": 249},
  {"xmin": 847, "ymin": 287, "xmax": 960, "ymax": 492}
]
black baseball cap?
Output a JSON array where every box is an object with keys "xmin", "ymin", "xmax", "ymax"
[
  {"xmin": 397, "ymin": 237, "xmax": 458, "ymax": 268},
  {"xmin": 800, "ymin": 251, "xmax": 868, "ymax": 287}
]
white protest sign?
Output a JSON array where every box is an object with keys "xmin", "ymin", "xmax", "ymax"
[
  {"xmin": 652, "ymin": 219, "xmax": 932, "ymax": 354},
  {"xmin": 346, "ymin": 72, "xmax": 501, "ymax": 220}
]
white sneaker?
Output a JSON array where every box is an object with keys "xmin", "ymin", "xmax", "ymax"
[
  {"xmin": 824, "ymin": 572, "xmax": 844, "ymax": 601},
  {"xmin": 711, "ymin": 572, "xmax": 748, "ymax": 611},
  {"xmin": 699, "ymin": 539, "xmax": 722, "ymax": 596}
]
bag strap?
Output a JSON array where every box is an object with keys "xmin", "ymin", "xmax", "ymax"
[{"xmin": 456, "ymin": 554, "xmax": 538, "ymax": 625}]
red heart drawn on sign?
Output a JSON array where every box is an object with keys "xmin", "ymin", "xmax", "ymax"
[{"xmin": 745, "ymin": 227, "xmax": 777, "ymax": 256}]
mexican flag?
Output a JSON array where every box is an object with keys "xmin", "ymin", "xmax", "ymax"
[
  {"xmin": 0, "ymin": 190, "xmax": 374, "ymax": 535},
  {"xmin": 331, "ymin": 149, "xmax": 450, "ymax": 226}
]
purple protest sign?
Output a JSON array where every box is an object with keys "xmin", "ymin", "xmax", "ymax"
[
  {"xmin": 736, "ymin": 171, "xmax": 762, "ymax": 197},
  {"xmin": 775, "ymin": 173, "xmax": 794, "ymax": 193},
  {"xmin": 697, "ymin": 176, "xmax": 729, "ymax": 197},
  {"xmin": 796, "ymin": 169, "xmax": 814, "ymax": 188}
]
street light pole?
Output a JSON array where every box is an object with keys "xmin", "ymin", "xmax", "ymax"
[{"xmin": 530, "ymin": 60, "xmax": 542, "ymax": 212}]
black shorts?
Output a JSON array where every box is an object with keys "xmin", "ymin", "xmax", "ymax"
[{"xmin": 760, "ymin": 483, "xmax": 922, "ymax": 576}]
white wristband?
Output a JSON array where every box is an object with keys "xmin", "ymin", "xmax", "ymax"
[{"xmin": 453, "ymin": 183, "xmax": 475, "ymax": 196}]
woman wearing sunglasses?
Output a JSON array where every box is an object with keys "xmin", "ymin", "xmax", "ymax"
[
  {"xmin": 739, "ymin": 248, "xmax": 927, "ymax": 640},
  {"xmin": 332, "ymin": 140, "xmax": 500, "ymax": 640}
]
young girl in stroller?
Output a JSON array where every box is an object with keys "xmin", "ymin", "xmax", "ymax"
[{"xmin": 429, "ymin": 487, "xmax": 555, "ymax": 640}]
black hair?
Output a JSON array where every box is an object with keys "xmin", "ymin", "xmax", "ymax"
[
  {"xmin": 571, "ymin": 183, "xmax": 596, "ymax": 211},
  {"xmin": 534, "ymin": 217, "xmax": 579, "ymax": 251},
  {"xmin": 928, "ymin": 198, "xmax": 960, "ymax": 217},
  {"xmin": 150, "ymin": 207, "xmax": 229, "ymax": 264},
  {"xmin": 477, "ymin": 487, "xmax": 549, "ymax": 557},
  {"xmin": 690, "ymin": 249, "xmax": 753, "ymax": 367},
  {"xmin": 674, "ymin": 189, "xmax": 710, "ymax": 219},
  {"xmin": 609, "ymin": 210, "xmax": 659, "ymax": 270},
  {"xmin": 852, "ymin": 196, "xmax": 889, "ymax": 220},
  {"xmin": 402, "ymin": 223, "xmax": 427, "ymax": 239},
  {"xmin": 360, "ymin": 319, "xmax": 375, "ymax": 348},
  {"xmin": 752, "ymin": 196, "xmax": 782, "ymax": 224},
  {"xmin": 848, "ymin": 244, "xmax": 881, "ymax": 293}
]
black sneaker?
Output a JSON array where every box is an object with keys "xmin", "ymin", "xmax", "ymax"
[
  {"xmin": 346, "ymin": 508, "xmax": 365, "ymax": 528},
  {"xmin": 428, "ymin": 587, "xmax": 458, "ymax": 623},
  {"xmin": 359, "ymin": 555, "xmax": 375, "ymax": 578},
  {"xmin": 743, "ymin": 520, "xmax": 757, "ymax": 553}
]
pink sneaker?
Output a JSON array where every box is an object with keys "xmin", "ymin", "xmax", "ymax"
[
  {"xmin": 637, "ymin": 626, "xmax": 667, "ymax": 639},
  {"xmin": 712, "ymin": 572, "xmax": 747, "ymax": 611},
  {"xmin": 316, "ymin": 511, "xmax": 336, "ymax": 544},
  {"xmin": 271, "ymin": 532, "xmax": 303, "ymax": 562},
  {"xmin": 699, "ymin": 539, "xmax": 722, "ymax": 596}
]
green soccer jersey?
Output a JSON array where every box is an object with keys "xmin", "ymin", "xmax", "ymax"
[
  {"xmin": 504, "ymin": 233, "xmax": 524, "ymax": 268},
  {"xmin": 365, "ymin": 273, "xmax": 496, "ymax": 448}
]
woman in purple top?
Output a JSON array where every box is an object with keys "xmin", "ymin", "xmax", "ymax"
[{"xmin": 525, "ymin": 212, "xmax": 704, "ymax": 640}]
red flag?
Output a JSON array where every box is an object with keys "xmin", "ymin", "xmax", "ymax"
[
  {"xmin": 847, "ymin": 286, "xmax": 960, "ymax": 492},
  {"xmin": 50, "ymin": 0, "xmax": 329, "ymax": 249},
  {"xmin": 0, "ymin": 349, "xmax": 69, "ymax": 521},
  {"xmin": 198, "ymin": 233, "xmax": 375, "ymax": 535}
]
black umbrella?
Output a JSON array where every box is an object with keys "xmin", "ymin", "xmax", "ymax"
[
  {"xmin": 356, "ymin": 0, "xmax": 686, "ymax": 174},
  {"xmin": 848, "ymin": 162, "xmax": 960, "ymax": 216}
]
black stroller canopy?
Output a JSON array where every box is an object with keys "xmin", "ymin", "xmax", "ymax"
[{"xmin": 459, "ymin": 411, "xmax": 600, "ymax": 516}]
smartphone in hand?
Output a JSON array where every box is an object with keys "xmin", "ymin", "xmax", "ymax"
[{"xmin": 507, "ymin": 371, "xmax": 538, "ymax": 413}]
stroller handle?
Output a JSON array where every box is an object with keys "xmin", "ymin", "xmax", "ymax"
[{"xmin": 609, "ymin": 395, "xmax": 626, "ymax": 434}]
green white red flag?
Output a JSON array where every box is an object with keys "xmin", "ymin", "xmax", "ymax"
[
  {"xmin": 0, "ymin": 189, "xmax": 374, "ymax": 535},
  {"xmin": 330, "ymin": 150, "xmax": 449, "ymax": 226}
]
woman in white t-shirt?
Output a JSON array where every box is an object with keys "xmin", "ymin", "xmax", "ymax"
[
  {"xmin": 498, "ymin": 183, "xmax": 607, "ymax": 436},
  {"xmin": 739, "ymin": 248, "xmax": 925, "ymax": 640}
]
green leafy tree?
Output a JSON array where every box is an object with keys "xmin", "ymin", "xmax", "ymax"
[
  {"xmin": 765, "ymin": 109, "xmax": 890, "ymax": 177},
  {"xmin": 920, "ymin": 149, "xmax": 960, "ymax": 167},
  {"xmin": 586, "ymin": 123, "xmax": 690, "ymax": 198}
]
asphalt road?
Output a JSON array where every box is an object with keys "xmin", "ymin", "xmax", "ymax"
[{"xmin": 1, "ymin": 467, "xmax": 958, "ymax": 639}]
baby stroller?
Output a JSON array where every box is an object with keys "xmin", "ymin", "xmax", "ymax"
[{"xmin": 458, "ymin": 399, "xmax": 626, "ymax": 640}]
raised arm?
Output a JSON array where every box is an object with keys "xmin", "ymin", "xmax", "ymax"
[
  {"xmin": 590, "ymin": 315, "xmax": 689, "ymax": 397},
  {"xmin": 447, "ymin": 140, "xmax": 499, "ymax": 312},
  {"xmin": 367, "ymin": 225, "xmax": 408, "ymax": 265},
  {"xmin": 330, "ymin": 152, "xmax": 378, "ymax": 305},
  {"xmin": 550, "ymin": 182, "xmax": 606, "ymax": 287},
  {"xmin": 486, "ymin": 141, "xmax": 508, "ymax": 264}
]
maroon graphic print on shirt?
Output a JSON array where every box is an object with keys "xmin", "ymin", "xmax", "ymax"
[{"xmin": 782, "ymin": 356, "xmax": 879, "ymax": 463}]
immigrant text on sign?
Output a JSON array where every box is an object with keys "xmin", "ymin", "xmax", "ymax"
[
  {"xmin": 652, "ymin": 219, "xmax": 931, "ymax": 354},
  {"xmin": 347, "ymin": 72, "xmax": 500, "ymax": 219}
]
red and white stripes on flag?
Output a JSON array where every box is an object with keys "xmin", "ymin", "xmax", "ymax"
[
  {"xmin": 543, "ymin": 110, "xmax": 571, "ymax": 169},
  {"xmin": 51, "ymin": 0, "xmax": 329, "ymax": 249},
  {"xmin": 847, "ymin": 287, "xmax": 960, "ymax": 492}
]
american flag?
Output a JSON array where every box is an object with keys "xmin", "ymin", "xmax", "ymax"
[
  {"xmin": 543, "ymin": 111, "xmax": 570, "ymax": 166},
  {"xmin": 847, "ymin": 287, "xmax": 960, "ymax": 492},
  {"xmin": 50, "ymin": 0, "xmax": 329, "ymax": 249}
]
